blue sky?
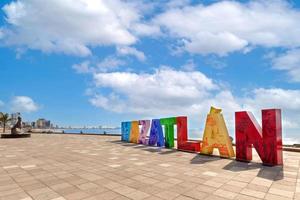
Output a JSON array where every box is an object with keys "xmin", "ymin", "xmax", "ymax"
[{"xmin": 0, "ymin": 0, "xmax": 300, "ymax": 142}]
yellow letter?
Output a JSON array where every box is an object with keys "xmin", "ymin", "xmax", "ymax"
[
  {"xmin": 130, "ymin": 121, "xmax": 139, "ymax": 143},
  {"xmin": 201, "ymin": 107, "xmax": 235, "ymax": 158}
]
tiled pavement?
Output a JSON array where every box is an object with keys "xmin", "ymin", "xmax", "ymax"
[{"xmin": 0, "ymin": 134, "xmax": 300, "ymax": 200}]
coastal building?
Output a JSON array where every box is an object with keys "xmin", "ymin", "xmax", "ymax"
[
  {"xmin": 36, "ymin": 118, "xmax": 51, "ymax": 129},
  {"xmin": 23, "ymin": 121, "xmax": 32, "ymax": 128}
]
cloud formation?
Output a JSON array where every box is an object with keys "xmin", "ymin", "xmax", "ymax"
[
  {"xmin": 155, "ymin": 0, "xmax": 300, "ymax": 56},
  {"xmin": 89, "ymin": 67, "xmax": 300, "ymax": 143},
  {"xmin": 72, "ymin": 56, "xmax": 125, "ymax": 74},
  {"xmin": 11, "ymin": 96, "xmax": 39, "ymax": 113},
  {"xmin": 3, "ymin": 0, "xmax": 300, "ymax": 58},
  {"xmin": 91, "ymin": 68, "xmax": 218, "ymax": 114},
  {"xmin": 117, "ymin": 46, "xmax": 146, "ymax": 61},
  {"xmin": 72, "ymin": 61, "xmax": 92, "ymax": 74},
  {"xmin": 1, "ymin": 0, "xmax": 155, "ymax": 56},
  {"xmin": 271, "ymin": 49, "xmax": 300, "ymax": 82}
]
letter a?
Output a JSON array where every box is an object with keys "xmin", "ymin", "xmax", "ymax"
[
  {"xmin": 201, "ymin": 107, "xmax": 235, "ymax": 158},
  {"xmin": 149, "ymin": 119, "xmax": 164, "ymax": 147},
  {"xmin": 235, "ymin": 109, "xmax": 282, "ymax": 166}
]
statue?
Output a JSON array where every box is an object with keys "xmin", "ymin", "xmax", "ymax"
[{"xmin": 11, "ymin": 117, "xmax": 22, "ymax": 135}]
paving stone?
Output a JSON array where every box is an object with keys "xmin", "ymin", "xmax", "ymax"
[
  {"xmin": 183, "ymin": 189, "xmax": 208, "ymax": 200},
  {"xmin": 268, "ymin": 187, "xmax": 294, "ymax": 198},
  {"xmin": 155, "ymin": 190, "xmax": 180, "ymax": 200},
  {"xmin": 240, "ymin": 188, "xmax": 266, "ymax": 199},
  {"xmin": 0, "ymin": 134, "xmax": 299, "ymax": 200},
  {"xmin": 213, "ymin": 188, "xmax": 238, "ymax": 199},
  {"xmin": 265, "ymin": 193, "xmax": 293, "ymax": 200},
  {"xmin": 125, "ymin": 190, "xmax": 151, "ymax": 200}
]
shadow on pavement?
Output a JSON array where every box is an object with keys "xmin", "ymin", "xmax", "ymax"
[
  {"xmin": 190, "ymin": 154, "xmax": 223, "ymax": 164},
  {"xmin": 108, "ymin": 140, "xmax": 178, "ymax": 155},
  {"xmin": 109, "ymin": 140, "xmax": 284, "ymax": 181},
  {"xmin": 223, "ymin": 160, "xmax": 283, "ymax": 181}
]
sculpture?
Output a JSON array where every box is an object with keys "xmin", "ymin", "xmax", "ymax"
[
  {"xmin": 121, "ymin": 107, "xmax": 283, "ymax": 166},
  {"xmin": 160, "ymin": 117, "xmax": 176, "ymax": 148},
  {"xmin": 148, "ymin": 119, "xmax": 164, "ymax": 147},
  {"xmin": 177, "ymin": 116, "xmax": 201, "ymax": 152},
  {"xmin": 121, "ymin": 121, "xmax": 131, "ymax": 142},
  {"xmin": 201, "ymin": 107, "xmax": 235, "ymax": 158},
  {"xmin": 138, "ymin": 120, "xmax": 150, "ymax": 145},
  {"xmin": 235, "ymin": 109, "xmax": 283, "ymax": 166},
  {"xmin": 11, "ymin": 116, "xmax": 22, "ymax": 135},
  {"xmin": 129, "ymin": 121, "xmax": 139, "ymax": 143}
]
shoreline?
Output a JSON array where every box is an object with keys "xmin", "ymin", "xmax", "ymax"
[{"xmin": 28, "ymin": 132, "xmax": 300, "ymax": 152}]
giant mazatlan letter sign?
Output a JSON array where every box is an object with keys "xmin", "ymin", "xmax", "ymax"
[{"xmin": 121, "ymin": 107, "xmax": 283, "ymax": 166}]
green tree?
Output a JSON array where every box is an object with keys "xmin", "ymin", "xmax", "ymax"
[{"xmin": 0, "ymin": 112, "xmax": 11, "ymax": 133}]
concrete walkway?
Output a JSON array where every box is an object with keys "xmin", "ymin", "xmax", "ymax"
[{"xmin": 0, "ymin": 134, "xmax": 299, "ymax": 200}]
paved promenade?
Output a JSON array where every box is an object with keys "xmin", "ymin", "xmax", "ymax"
[{"xmin": 0, "ymin": 134, "xmax": 299, "ymax": 200}]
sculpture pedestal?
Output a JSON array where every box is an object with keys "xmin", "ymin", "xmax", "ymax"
[{"xmin": 1, "ymin": 133, "xmax": 31, "ymax": 138}]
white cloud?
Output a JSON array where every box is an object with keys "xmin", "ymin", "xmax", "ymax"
[
  {"xmin": 283, "ymin": 137, "xmax": 300, "ymax": 145},
  {"xmin": 165, "ymin": 0, "xmax": 190, "ymax": 8},
  {"xmin": 180, "ymin": 59, "xmax": 196, "ymax": 71},
  {"xmin": 72, "ymin": 61, "xmax": 92, "ymax": 74},
  {"xmin": 96, "ymin": 57, "xmax": 125, "ymax": 72},
  {"xmin": 72, "ymin": 57, "xmax": 125, "ymax": 74},
  {"xmin": 0, "ymin": 28, "xmax": 4, "ymax": 39},
  {"xmin": 11, "ymin": 96, "xmax": 39, "ymax": 113},
  {"xmin": 89, "ymin": 68, "xmax": 300, "ymax": 141},
  {"xmin": 1, "ymin": 0, "xmax": 154, "ymax": 56},
  {"xmin": 204, "ymin": 57, "xmax": 227, "ymax": 69},
  {"xmin": 154, "ymin": 0, "xmax": 300, "ymax": 56},
  {"xmin": 117, "ymin": 46, "xmax": 146, "ymax": 61},
  {"xmin": 90, "ymin": 93, "xmax": 125, "ymax": 113},
  {"xmin": 92, "ymin": 68, "xmax": 218, "ymax": 111},
  {"xmin": 243, "ymin": 88, "xmax": 300, "ymax": 111},
  {"xmin": 2, "ymin": 0, "xmax": 300, "ymax": 61},
  {"xmin": 131, "ymin": 23, "xmax": 161, "ymax": 37},
  {"xmin": 241, "ymin": 88, "xmax": 300, "ymax": 138},
  {"xmin": 90, "ymin": 68, "xmax": 236, "ymax": 129},
  {"xmin": 271, "ymin": 49, "xmax": 300, "ymax": 82}
]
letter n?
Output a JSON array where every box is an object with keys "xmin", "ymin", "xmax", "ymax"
[
  {"xmin": 177, "ymin": 116, "xmax": 201, "ymax": 152},
  {"xmin": 235, "ymin": 109, "xmax": 283, "ymax": 166},
  {"xmin": 121, "ymin": 122, "xmax": 131, "ymax": 142}
]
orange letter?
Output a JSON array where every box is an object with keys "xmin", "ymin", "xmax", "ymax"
[
  {"xmin": 201, "ymin": 107, "xmax": 235, "ymax": 158},
  {"xmin": 130, "ymin": 121, "xmax": 139, "ymax": 143}
]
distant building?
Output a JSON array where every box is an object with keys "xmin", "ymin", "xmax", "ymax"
[
  {"xmin": 36, "ymin": 118, "xmax": 51, "ymax": 129},
  {"xmin": 23, "ymin": 121, "xmax": 33, "ymax": 128}
]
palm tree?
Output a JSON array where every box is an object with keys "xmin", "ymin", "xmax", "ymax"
[{"xmin": 0, "ymin": 112, "xmax": 11, "ymax": 133}]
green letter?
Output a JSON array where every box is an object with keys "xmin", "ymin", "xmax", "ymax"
[{"xmin": 160, "ymin": 117, "xmax": 176, "ymax": 148}]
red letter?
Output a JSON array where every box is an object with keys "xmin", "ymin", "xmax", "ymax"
[
  {"xmin": 177, "ymin": 116, "xmax": 201, "ymax": 152},
  {"xmin": 235, "ymin": 109, "xmax": 282, "ymax": 166}
]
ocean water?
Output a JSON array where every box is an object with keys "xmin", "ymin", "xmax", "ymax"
[
  {"xmin": 61, "ymin": 128, "xmax": 121, "ymax": 135},
  {"xmin": 59, "ymin": 128, "xmax": 296, "ymax": 145}
]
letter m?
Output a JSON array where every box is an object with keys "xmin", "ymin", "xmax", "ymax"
[{"xmin": 235, "ymin": 109, "xmax": 283, "ymax": 166}]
